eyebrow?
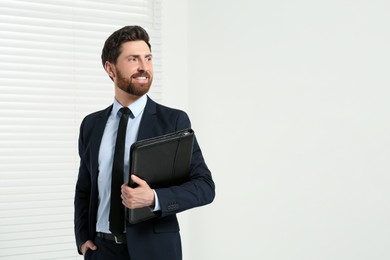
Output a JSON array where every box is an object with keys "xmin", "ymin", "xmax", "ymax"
[{"xmin": 126, "ymin": 54, "xmax": 152, "ymax": 58}]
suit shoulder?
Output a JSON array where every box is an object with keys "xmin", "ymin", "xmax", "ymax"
[
  {"xmin": 154, "ymin": 100, "xmax": 190, "ymax": 122},
  {"xmin": 80, "ymin": 105, "xmax": 112, "ymax": 127},
  {"xmin": 155, "ymin": 102, "xmax": 186, "ymax": 116},
  {"xmin": 147, "ymin": 98, "xmax": 191, "ymax": 130}
]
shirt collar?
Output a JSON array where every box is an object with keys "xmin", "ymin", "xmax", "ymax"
[{"xmin": 112, "ymin": 94, "xmax": 147, "ymax": 118}]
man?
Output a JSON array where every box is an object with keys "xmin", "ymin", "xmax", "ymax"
[{"xmin": 74, "ymin": 25, "xmax": 215, "ymax": 260}]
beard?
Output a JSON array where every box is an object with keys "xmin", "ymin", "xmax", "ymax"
[{"xmin": 115, "ymin": 69, "xmax": 152, "ymax": 97}]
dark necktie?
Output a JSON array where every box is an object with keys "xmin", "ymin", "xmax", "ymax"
[{"xmin": 109, "ymin": 107, "xmax": 133, "ymax": 236}]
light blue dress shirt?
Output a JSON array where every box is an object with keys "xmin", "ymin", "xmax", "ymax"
[{"xmin": 96, "ymin": 95, "xmax": 159, "ymax": 233}]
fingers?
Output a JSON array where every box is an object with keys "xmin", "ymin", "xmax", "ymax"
[
  {"xmin": 131, "ymin": 174, "xmax": 146, "ymax": 186},
  {"xmin": 87, "ymin": 241, "xmax": 97, "ymax": 251},
  {"xmin": 120, "ymin": 176, "xmax": 154, "ymax": 209},
  {"xmin": 81, "ymin": 240, "xmax": 97, "ymax": 256}
]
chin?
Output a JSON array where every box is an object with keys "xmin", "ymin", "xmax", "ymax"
[{"xmin": 125, "ymin": 86, "xmax": 150, "ymax": 97}]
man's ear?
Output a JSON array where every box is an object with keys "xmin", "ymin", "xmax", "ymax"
[{"xmin": 104, "ymin": 61, "xmax": 115, "ymax": 79}]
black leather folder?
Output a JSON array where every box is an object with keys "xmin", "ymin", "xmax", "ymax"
[{"xmin": 127, "ymin": 128, "xmax": 194, "ymax": 224}]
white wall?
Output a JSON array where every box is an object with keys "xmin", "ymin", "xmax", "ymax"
[
  {"xmin": 163, "ymin": 0, "xmax": 390, "ymax": 259},
  {"xmin": 161, "ymin": 1, "xmax": 189, "ymax": 111},
  {"xmin": 160, "ymin": 1, "xmax": 192, "ymax": 258}
]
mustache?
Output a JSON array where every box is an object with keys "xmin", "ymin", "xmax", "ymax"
[{"xmin": 131, "ymin": 71, "xmax": 151, "ymax": 78}]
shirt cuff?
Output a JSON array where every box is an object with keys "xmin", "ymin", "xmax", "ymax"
[{"xmin": 151, "ymin": 189, "xmax": 161, "ymax": 212}]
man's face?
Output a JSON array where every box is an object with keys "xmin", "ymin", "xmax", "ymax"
[{"xmin": 110, "ymin": 40, "xmax": 153, "ymax": 97}]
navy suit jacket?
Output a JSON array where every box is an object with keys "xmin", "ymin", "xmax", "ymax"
[{"xmin": 74, "ymin": 96, "xmax": 215, "ymax": 260}]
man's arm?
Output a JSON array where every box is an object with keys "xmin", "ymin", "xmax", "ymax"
[
  {"xmin": 120, "ymin": 109, "xmax": 215, "ymax": 217},
  {"xmin": 74, "ymin": 118, "xmax": 93, "ymax": 255}
]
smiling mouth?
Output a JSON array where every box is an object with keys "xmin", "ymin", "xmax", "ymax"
[
  {"xmin": 132, "ymin": 72, "xmax": 150, "ymax": 81},
  {"xmin": 132, "ymin": 76, "xmax": 149, "ymax": 84}
]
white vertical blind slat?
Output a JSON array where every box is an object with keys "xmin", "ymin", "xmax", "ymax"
[{"xmin": 0, "ymin": 0, "xmax": 161, "ymax": 259}]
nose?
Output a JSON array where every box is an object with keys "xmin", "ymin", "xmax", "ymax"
[{"xmin": 137, "ymin": 59, "xmax": 147, "ymax": 72}]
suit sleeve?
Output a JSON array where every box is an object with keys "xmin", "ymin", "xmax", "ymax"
[
  {"xmin": 155, "ymin": 111, "xmax": 215, "ymax": 216},
  {"xmin": 74, "ymin": 118, "xmax": 92, "ymax": 254}
]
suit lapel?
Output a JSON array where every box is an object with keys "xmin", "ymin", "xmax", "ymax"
[
  {"xmin": 137, "ymin": 96, "xmax": 158, "ymax": 141},
  {"xmin": 90, "ymin": 105, "xmax": 113, "ymax": 175}
]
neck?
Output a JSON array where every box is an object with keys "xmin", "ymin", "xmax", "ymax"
[{"xmin": 114, "ymin": 88, "xmax": 142, "ymax": 107}]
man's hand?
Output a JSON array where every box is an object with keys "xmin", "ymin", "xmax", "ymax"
[
  {"xmin": 80, "ymin": 240, "xmax": 97, "ymax": 256},
  {"xmin": 121, "ymin": 175, "xmax": 155, "ymax": 209}
]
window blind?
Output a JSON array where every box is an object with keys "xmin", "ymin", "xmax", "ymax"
[{"xmin": 0, "ymin": 0, "xmax": 161, "ymax": 259}]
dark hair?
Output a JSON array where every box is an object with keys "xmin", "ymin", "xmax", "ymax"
[{"xmin": 101, "ymin": 25, "xmax": 151, "ymax": 67}]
